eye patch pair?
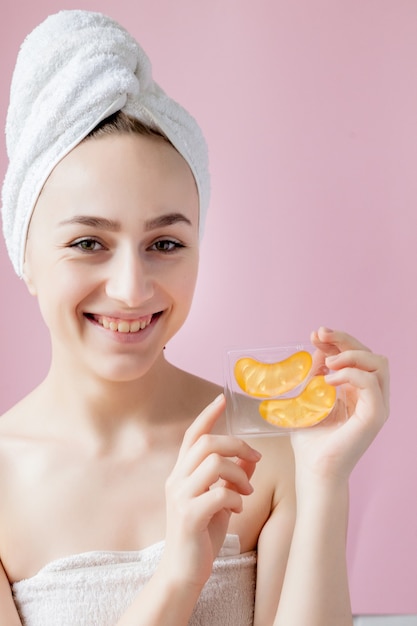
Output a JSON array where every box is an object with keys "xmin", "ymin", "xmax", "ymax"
[{"xmin": 234, "ymin": 351, "xmax": 336, "ymax": 428}]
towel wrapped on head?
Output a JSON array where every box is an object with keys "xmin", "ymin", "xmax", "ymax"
[{"xmin": 1, "ymin": 10, "xmax": 210, "ymax": 277}]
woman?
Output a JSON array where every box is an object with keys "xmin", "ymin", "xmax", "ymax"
[{"xmin": 0, "ymin": 10, "xmax": 389, "ymax": 626}]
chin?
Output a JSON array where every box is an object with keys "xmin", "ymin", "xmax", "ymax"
[{"xmin": 92, "ymin": 353, "xmax": 164, "ymax": 385}]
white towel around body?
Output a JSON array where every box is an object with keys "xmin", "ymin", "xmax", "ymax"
[{"xmin": 12, "ymin": 534, "xmax": 256, "ymax": 626}]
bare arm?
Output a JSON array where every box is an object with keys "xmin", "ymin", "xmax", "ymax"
[
  {"xmin": 0, "ymin": 395, "xmax": 260, "ymax": 626},
  {"xmin": 0, "ymin": 561, "xmax": 22, "ymax": 626},
  {"xmin": 273, "ymin": 477, "xmax": 352, "ymax": 625},
  {"xmin": 116, "ymin": 394, "xmax": 261, "ymax": 626},
  {"xmin": 254, "ymin": 477, "xmax": 351, "ymax": 626},
  {"xmin": 255, "ymin": 328, "xmax": 389, "ymax": 626},
  {"xmin": 114, "ymin": 573, "xmax": 204, "ymax": 626}
]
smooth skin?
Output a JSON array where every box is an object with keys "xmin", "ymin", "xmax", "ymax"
[{"xmin": 0, "ymin": 133, "xmax": 389, "ymax": 626}]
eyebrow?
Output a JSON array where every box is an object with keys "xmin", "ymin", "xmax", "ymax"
[
  {"xmin": 144, "ymin": 213, "xmax": 192, "ymax": 230},
  {"xmin": 58, "ymin": 212, "xmax": 193, "ymax": 231}
]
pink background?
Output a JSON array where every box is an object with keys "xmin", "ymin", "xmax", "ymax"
[{"xmin": 1, "ymin": 0, "xmax": 416, "ymax": 614}]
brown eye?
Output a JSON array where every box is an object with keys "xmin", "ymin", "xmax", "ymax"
[
  {"xmin": 151, "ymin": 239, "xmax": 184, "ymax": 252},
  {"xmin": 71, "ymin": 238, "xmax": 103, "ymax": 252}
]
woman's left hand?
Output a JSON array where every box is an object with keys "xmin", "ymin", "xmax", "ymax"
[{"xmin": 290, "ymin": 327, "xmax": 390, "ymax": 483}]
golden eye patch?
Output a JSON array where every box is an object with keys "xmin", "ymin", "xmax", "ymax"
[
  {"xmin": 258, "ymin": 376, "xmax": 337, "ymax": 428},
  {"xmin": 233, "ymin": 351, "xmax": 312, "ymax": 398}
]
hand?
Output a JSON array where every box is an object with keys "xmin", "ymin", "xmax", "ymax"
[
  {"xmin": 160, "ymin": 394, "xmax": 261, "ymax": 589},
  {"xmin": 290, "ymin": 327, "xmax": 389, "ymax": 483}
]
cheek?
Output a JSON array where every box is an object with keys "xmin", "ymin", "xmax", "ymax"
[
  {"xmin": 177, "ymin": 261, "xmax": 199, "ymax": 302},
  {"xmin": 33, "ymin": 264, "xmax": 94, "ymax": 330},
  {"xmin": 161, "ymin": 258, "xmax": 199, "ymax": 328},
  {"xmin": 23, "ymin": 220, "xmax": 57, "ymax": 297}
]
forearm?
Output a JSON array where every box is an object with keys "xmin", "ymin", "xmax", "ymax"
[
  {"xmin": 115, "ymin": 566, "xmax": 203, "ymax": 626},
  {"xmin": 274, "ymin": 477, "xmax": 352, "ymax": 626}
]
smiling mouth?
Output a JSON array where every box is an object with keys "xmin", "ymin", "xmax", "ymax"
[{"xmin": 86, "ymin": 313, "xmax": 159, "ymax": 333}]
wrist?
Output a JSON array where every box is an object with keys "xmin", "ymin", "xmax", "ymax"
[
  {"xmin": 294, "ymin": 472, "xmax": 350, "ymax": 515},
  {"xmin": 294, "ymin": 456, "xmax": 351, "ymax": 494},
  {"xmin": 116, "ymin": 565, "xmax": 204, "ymax": 626},
  {"xmin": 156, "ymin": 548, "xmax": 210, "ymax": 600}
]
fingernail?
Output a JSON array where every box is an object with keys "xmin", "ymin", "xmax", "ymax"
[
  {"xmin": 326, "ymin": 354, "xmax": 337, "ymax": 363},
  {"xmin": 321, "ymin": 326, "xmax": 334, "ymax": 333},
  {"xmin": 212, "ymin": 393, "xmax": 224, "ymax": 405},
  {"xmin": 250, "ymin": 448, "xmax": 262, "ymax": 461}
]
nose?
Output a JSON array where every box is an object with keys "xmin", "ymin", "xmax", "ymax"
[{"xmin": 105, "ymin": 247, "xmax": 154, "ymax": 308}]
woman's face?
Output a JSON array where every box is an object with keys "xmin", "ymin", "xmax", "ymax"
[{"xmin": 24, "ymin": 132, "xmax": 200, "ymax": 382}]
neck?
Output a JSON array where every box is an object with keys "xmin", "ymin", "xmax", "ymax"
[{"xmin": 35, "ymin": 351, "xmax": 189, "ymax": 449}]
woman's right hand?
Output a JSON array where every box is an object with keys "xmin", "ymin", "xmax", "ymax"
[{"xmin": 159, "ymin": 394, "xmax": 261, "ymax": 590}]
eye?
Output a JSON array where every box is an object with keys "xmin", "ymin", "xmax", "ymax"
[
  {"xmin": 151, "ymin": 239, "xmax": 184, "ymax": 253},
  {"xmin": 70, "ymin": 238, "xmax": 104, "ymax": 252}
]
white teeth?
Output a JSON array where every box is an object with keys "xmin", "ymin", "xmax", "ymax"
[
  {"xmin": 95, "ymin": 315, "xmax": 153, "ymax": 333},
  {"xmin": 130, "ymin": 320, "xmax": 141, "ymax": 333}
]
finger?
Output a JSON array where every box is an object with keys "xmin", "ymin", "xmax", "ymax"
[
  {"xmin": 325, "ymin": 350, "xmax": 385, "ymax": 373},
  {"xmin": 190, "ymin": 486, "xmax": 245, "ymax": 521},
  {"xmin": 183, "ymin": 454, "xmax": 255, "ymax": 497},
  {"xmin": 167, "ymin": 483, "xmax": 244, "ymax": 530},
  {"xmin": 233, "ymin": 457, "xmax": 258, "ymax": 482},
  {"xmin": 325, "ymin": 367, "xmax": 389, "ymax": 419},
  {"xmin": 178, "ymin": 433, "xmax": 261, "ymax": 479},
  {"xmin": 325, "ymin": 351, "xmax": 389, "ymax": 407},
  {"xmin": 311, "ymin": 327, "xmax": 371, "ymax": 355},
  {"xmin": 220, "ymin": 458, "xmax": 258, "ymax": 497},
  {"xmin": 177, "ymin": 394, "xmax": 226, "ymax": 461},
  {"xmin": 325, "ymin": 366, "xmax": 379, "ymax": 391},
  {"xmin": 310, "ymin": 347, "xmax": 330, "ymax": 376},
  {"xmin": 323, "ymin": 367, "xmax": 389, "ymax": 465}
]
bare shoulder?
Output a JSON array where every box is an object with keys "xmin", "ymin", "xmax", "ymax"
[
  {"xmin": 249, "ymin": 434, "xmax": 295, "ymax": 500},
  {"xmin": 228, "ymin": 434, "xmax": 295, "ymax": 553},
  {"xmin": 0, "ymin": 388, "xmax": 40, "ymax": 433},
  {"xmin": 251, "ymin": 434, "xmax": 295, "ymax": 470},
  {"xmin": 0, "ymin": 401, "xmax": 27, "ymax": 456},
  {"xmin": 0, "ymin": 401, "xmax": 36, "ymax": 588},
  {"xmin": 0, "ymin": 559, "xmax": 21, "ymax": 625},
  {"xmin": 0, "ymin": 391, "xmax": 44, "ymax": 497}
]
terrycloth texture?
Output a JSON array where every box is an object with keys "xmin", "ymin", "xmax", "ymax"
[
  {"xmin": 1, "ymin": 10, "xmax": 210, "ymax": 277},
  {"xmin": 12, "ymin": 534, "xmax": 256, "ymax": 626}
]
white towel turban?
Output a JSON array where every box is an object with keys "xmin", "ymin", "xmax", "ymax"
[{"xmin": 1, "ymin": 10, "xmax": 210, "ymax": 277}]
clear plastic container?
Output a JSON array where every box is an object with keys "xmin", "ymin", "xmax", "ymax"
[{"xmin": 224, "ymin": 342, "xmax": 347, "ymax": 437}]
